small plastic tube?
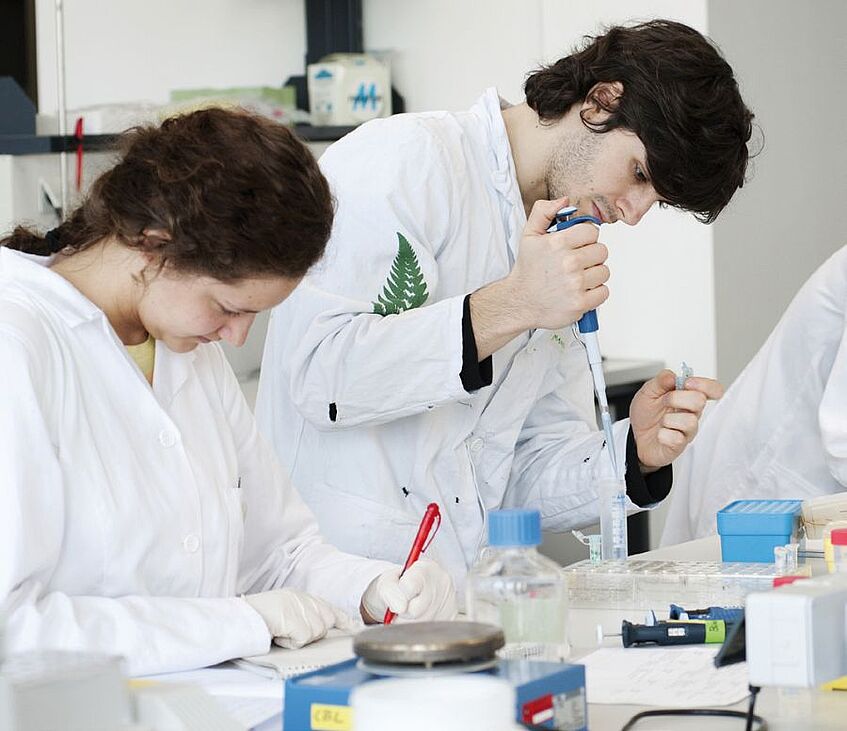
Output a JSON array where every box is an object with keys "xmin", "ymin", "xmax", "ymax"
[
  {"xmin": 831, "ymin": 529, "xmax": 847, "ymax": 574},
  {"xmin": 823, "ymin": 521, "xmax": 847, "ymax": 572},
  {"xmin": 784, "ymin": 543, "xmax": 799, "ymax": 573},
  {"xmin": 675, "ymin": 362, "xmax": 694, "ymax": 391},
  {"xmin": 598, "ymin": 477, "xmax": 628, "ymax": 561},
  {"xmin": 774, "ymin": 545, "xmax": 788, "ymax": 575},
  {"xmin": 588, "ymin": 534, "xmax": 602, "ymax": 564},
  {"xmin": 571, "ymin": 530, "xmax": 603, "ymax": 564}
]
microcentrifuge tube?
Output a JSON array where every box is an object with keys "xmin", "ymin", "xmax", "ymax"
[
  {"xmin": 675, "ymin": 362, "xmax": 694, "ymax": 391},
  {"xmin": 774, "ymin": 545, "xmax": 789, "ymax": 575},
  {"xmin": 784, "ymin": 543, "xmax": 799, "ymax": 573},
  {"xmin": 571, "ymin": 530, "xmax": 603, "ymax": 564}
]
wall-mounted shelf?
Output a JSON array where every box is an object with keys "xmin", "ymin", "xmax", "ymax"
[
  {"xmin": 0, "ymin": 133, "xmax": 118, "ymax": 155},
  {"xmin": 0, "ymin": 124, "xmax": 355, "ymax": 156},
  {"xmin": 293, "ymin": 124, "xmax": 356, "ymax": 141}
]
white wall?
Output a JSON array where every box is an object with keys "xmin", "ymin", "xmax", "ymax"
[
  {"xmin": 363, "ymin": 0, "xmax": 545, "ymax": 113},
  {"xmin": 707, "ymin": 0, "xmax": 847, "ymax": 384},
  {"xmin": 35, "ymin": 0, "xmax": 307, "ymax": 110}
]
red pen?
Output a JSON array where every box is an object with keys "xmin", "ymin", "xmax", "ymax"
[{"xmin": 383, "ymin": 502, "xmax": 441, "ymax": 624}]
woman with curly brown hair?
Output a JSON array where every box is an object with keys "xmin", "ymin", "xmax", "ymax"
[{"xmin": 0, "ymin": 108, "xmax": 456, "ymax": 676}]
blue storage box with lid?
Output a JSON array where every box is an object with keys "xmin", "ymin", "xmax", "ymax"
[{"xmin": 717, "ymin": 499, "xmax": 803, "ymax": 562}]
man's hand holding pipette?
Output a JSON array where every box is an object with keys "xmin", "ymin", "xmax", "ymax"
[
  {"xmin": 469, "ymin": 197, "xmax": 609, "ymax": 360},
  {"xmin": 629, "ymin": 370, "xmax": 724, "ymax": 471}
]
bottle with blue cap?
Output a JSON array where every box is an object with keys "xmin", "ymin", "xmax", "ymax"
[{"xmin": 466, "ymin": 509, "xmax": 568, "ymax": 661}]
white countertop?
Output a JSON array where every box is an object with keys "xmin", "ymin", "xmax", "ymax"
[
  {"xmin": 583, "ymin": 536, "xmax": 847, "ymax": 730},
  {"xmin": 151, "ymin": 534, "xmax": 846, "ymax": 729}
]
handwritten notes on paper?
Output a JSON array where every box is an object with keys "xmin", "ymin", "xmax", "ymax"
[{"xmin": 580, "ymin": 647, "xmax": 750, "ymax": 707}]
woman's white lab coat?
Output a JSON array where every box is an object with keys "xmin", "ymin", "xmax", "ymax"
[
  {"xmin": 0, "ymin": 248, "xmax": 392, "ymax": 676},
  {"xmin": 662, "ymin": 245, "xmax": 847, "ymax": 544}
]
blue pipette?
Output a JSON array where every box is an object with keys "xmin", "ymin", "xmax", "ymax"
[{"xmin": 547, "ymin": 206, "xmax": 620, "ymax": 479}]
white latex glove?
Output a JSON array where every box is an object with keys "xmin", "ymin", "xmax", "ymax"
[
  {"xmin": 361, "ymin": 558, "xmax": 458, "ymax": 623},
  {"xmin": 243, "ymin": 589, "xmax": 357, "ymax": 649}
]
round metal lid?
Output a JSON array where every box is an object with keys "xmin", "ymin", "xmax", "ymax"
[{"xmin": 353, "ymin": 621, "xmax": 505, "ymax": 666}]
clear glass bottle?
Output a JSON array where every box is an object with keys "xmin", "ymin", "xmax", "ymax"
[{"xmin": 466, "ymin": 509, "xmax": 568, "ymax": 662}]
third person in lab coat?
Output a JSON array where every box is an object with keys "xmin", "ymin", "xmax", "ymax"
[
  {"xmin": 256, "ymin": 20, "xmax": 753, "ymax": 585},
  {"xmin": 662, "ymin": 245, "xmax": 847, "ymax": 544}
]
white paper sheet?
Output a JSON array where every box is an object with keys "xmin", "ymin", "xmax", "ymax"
[
  {"xmin": 580, "ymin": 647, "xmax": 751, "ymax": 707},
  {"xmin": 213, "ymin": 695, "xmax": 282, "ymax": 728},
  {"xmin": 143, "ymin": 665, "xmax": 282, "ymax": 728}
]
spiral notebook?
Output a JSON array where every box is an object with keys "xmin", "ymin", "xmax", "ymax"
[{"xmin": 233, "ymin": 631, "xmax": 355, "ymax": 680}]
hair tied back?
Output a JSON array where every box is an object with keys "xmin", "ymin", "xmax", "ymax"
[{"xmin": 43, "ymin": 228, "xmax": 65, "ymax": 254}]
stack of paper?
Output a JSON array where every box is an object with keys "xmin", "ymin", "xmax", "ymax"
[{"xmin": 234, "ymin": 631, "xmax": 355, "ymax": 680}]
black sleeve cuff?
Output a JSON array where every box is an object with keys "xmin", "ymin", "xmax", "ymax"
[
  {"xmin": 460, "ymin": 294, "xmax": 493, "ymax": 392},
  {"xmin": 624, "ymin": 427, "xmax": 673, "ymax": 507}
]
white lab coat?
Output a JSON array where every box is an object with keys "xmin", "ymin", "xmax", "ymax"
[
  {"xmin": 257, "ymin": 89, "xmax": 633, "ymax": 588},
  {"xmin": 662, "ymin": 245, "xmax": 847, "ymax": 544},
  {"xmin": 0, "ymin": 248, "xmax": 393, "ymax": 676}
]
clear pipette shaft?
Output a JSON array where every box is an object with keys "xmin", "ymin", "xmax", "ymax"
[{"xmin": 584, "ymin": 333, "xmax": 620, "ymax": 479}]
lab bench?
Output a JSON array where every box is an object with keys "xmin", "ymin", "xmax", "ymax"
[
  {"xmin": 154, "ymin": 536, "xmax": 847, "ymax": 729},
  {"xmin": 578, "ymin": 536, "xmax": 847, "ymax": 730}
]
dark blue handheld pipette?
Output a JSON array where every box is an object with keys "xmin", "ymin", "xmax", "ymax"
[{"xmin": 547, "ymin": 206, "xmax": 619, "ymax": 479}]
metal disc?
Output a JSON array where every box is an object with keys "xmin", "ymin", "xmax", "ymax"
[
  {"xmin": 357, "ymin": 655, "xmax": 499, "ymax": 677},
  {"xmin": 353, "ymin": 621, "xmax": 504, "ymax": 666}
]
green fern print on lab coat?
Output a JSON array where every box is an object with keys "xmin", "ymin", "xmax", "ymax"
[{"xmin": 372, "ymin": 233, "xmax": 430, "ymax": 315}]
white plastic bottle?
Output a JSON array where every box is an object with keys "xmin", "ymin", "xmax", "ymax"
[{"xmin": 466, "ymin": 509, "xmax": 568, "ymax": 661}]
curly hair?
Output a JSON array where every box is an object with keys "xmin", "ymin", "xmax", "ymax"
[
  {"xmin": 2, "ymin": 107, "xmax": 333, "ymax": 280},
  {"xmin": 525, "ymin": 20, "xmax": 755, "ymax": 224}
]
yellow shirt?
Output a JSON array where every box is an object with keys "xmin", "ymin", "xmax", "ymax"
[{"xmin": 126, "ymin": 335, "xmax": 155, "ymax": 384}]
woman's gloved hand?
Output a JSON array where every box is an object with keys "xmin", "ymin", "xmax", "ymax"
[
  {"xmin": 243, "ymin": 589, "xmax": 357, "ymax": 648},
  {"xmin": 360, "ymin": 558, "xmax": 458, "ymax": 623}
]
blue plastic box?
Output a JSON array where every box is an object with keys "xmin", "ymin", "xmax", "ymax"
[{"xmin": 717, "ymin": 499, "xmax": 803, "ymax": 562}]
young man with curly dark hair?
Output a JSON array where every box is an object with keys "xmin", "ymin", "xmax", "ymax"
[{"xmin": 257, "ymin": 20, "xmax": 754, "ymax": 587}]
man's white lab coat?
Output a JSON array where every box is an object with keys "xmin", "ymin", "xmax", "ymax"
[
  {"xmin": 257, "ymin": 89, "xmax": 634, "ymax": 586},
  {"xmin": 0, "ymin": 248, "xmax": 392, "ymax": 676},
  {"xmin": 662, "ymin": 245, "xmax": 847, "ymax": 544}
]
